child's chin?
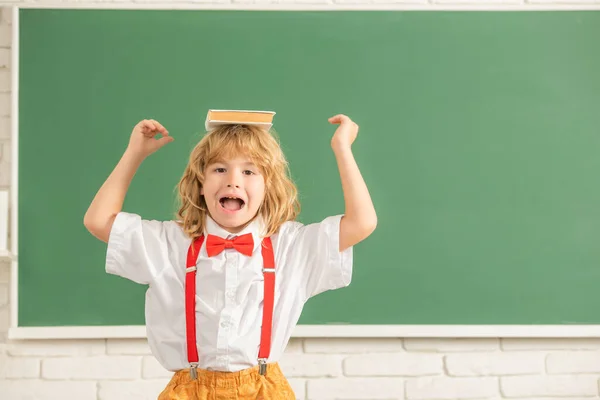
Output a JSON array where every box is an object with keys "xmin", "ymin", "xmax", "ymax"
[{"xmin": 214, "ymin": 215, "xmax": 255, "ymax": 232}]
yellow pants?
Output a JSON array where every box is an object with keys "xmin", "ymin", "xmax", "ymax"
[{"xmin": 157, "ymin": 363, "xmax": 296, "ymax": 399}]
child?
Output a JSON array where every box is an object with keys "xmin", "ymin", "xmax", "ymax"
[{"xmin": 84, "ymin": 114, "xmax": 377, "ymax": 399}]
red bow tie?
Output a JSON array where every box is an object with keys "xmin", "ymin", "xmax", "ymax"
[{"xmin": 205, "ymin": 233, "xmax": 254, "ymax": 257}]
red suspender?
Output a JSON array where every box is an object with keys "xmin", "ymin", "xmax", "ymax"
[
  {"xmin": 185, "ymin": 235, "xmax": 275, "ymax": 377},
  {"xmin": 185, "ymin": 236, "xmax": 204, "ymax": 369},
  {"xmin": 258, "ymin": 237, "xmax": 275, "ymax": 374}
]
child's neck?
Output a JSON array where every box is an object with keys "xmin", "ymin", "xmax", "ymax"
[{"xmin": 212, "ymin": 218, "xmax": 255, "ymax": 235}]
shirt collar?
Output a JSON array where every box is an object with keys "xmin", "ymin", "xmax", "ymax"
[{"xmin": 204, "ymin": 215, "xmax": 264, "ymax": 252}]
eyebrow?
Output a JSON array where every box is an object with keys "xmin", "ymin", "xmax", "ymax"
[{"xmin": 211, "ymin": 160, "xmax": 257, "ymax": 167}]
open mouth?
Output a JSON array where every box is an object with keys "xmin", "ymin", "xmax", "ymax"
[{"xmin": 219, "ymin": 196, "xmax": 246, "ymax": 212}]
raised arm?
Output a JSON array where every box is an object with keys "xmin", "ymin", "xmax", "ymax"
[
  {"xmin": 328, "ymin": 114, "xmax": 377, "ymax": 252},
  {"xmin": 83, "ymin": 119, "xmax": 173, "ymax": 243}
]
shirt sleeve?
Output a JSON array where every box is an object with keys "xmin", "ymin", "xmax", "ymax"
[
  {"xmin": 279, "ymin": 215, "xmax": 353, "ymax": 301},
  {"xmin": 105, "ymin": 211, "xmax": 171, "ymax": 285}
]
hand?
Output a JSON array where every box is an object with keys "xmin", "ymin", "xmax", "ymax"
[
  {"xmin": 328, "ymin": 114, "xmax": 358, "ymax": 151},
  {"xmin": 126, "ymin": 119, "xmax": 174, "ymax": 159}
]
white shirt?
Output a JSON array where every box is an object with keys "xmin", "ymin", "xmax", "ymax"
[{"xmin": 106, "ymin": 212, "xmax": 352, "ymax": 372}]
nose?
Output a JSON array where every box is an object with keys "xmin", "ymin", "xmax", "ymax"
[
  {"xmin": 226, "ymin": 172, "xmax": 242, "ymax": 189},
  {"xmin": 225, "ymin": 168, "xmax": 244, "ymax": 189}
]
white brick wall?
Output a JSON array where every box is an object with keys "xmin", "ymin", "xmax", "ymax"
[{"xmin": 2, "ymin": 1, "xmax": 600, "ymax": 399}]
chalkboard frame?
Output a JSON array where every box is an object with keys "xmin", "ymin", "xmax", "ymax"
[{"xmin": 8, "ymin": 5, "xmax": 600, "ymax": 340}]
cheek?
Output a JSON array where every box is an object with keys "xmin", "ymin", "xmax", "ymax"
[
  {"xmin": 201, "ymin": 178, "xmax": 217, "ymax": 196},
  {"xmin": 256, "ymin": 183, "xmax": 267, "ymax": 204},
  {"xmin": 248, "ymin": 181, "xmax": 266, "ymax": 204}
]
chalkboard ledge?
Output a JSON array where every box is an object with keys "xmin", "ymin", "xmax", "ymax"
[
  {"xmin": 0, "ymin": 250, "xmax": 13, "ymax": 260},
  {"xmin": 9, "ymin": 325, "xmax": 600, "ymax": 339}
]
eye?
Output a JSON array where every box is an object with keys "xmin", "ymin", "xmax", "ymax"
[
  {"xmin": 215, "ymin": 167, "xmax": 226, "ymax": 173},
  {"xmin": 243, "ymin": 170, "xmax": 255, "ymax": 176}
]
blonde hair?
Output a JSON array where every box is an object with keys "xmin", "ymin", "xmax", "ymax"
[{"xmin": 175, "ymin": 124, "xmax": 300, "ymax": 241}]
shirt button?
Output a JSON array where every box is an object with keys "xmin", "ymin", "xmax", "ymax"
[
  {"xmin": 227, "ymin": 291, "xmax": 235, "ymax": 300},
  {"xmin": 221, "ymin": 321, "xmax": 230, "ymax": 328}
]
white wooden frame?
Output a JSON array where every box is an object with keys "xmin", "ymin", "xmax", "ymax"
[
  {"xmin": 0, "ymin": 190, "xmax": 8, "ymax": 256},
  {"xmin": 8, "ymin": 4, "xmax": 600, "ymax": 340}
]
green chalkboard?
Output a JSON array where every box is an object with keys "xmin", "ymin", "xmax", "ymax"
[{"xmin": 17, "ymin": 9, "xmax": 600, "ymax": 328}]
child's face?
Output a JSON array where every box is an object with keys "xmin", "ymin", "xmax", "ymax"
[{"xmin": 201, "ymin": 157, "xmax": 266, "ymax": 233}]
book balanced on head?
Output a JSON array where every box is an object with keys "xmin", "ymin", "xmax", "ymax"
[{"xmin": 205, "ymin": 109, "xmax": 276, "ymax": 131}]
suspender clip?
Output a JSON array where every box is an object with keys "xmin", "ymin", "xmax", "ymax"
[
  {"xmin": 258, "ymin": 358, "xmax": 267, "ymax": 375},
  {"xmin": 189, "ymin": 362, "xmax": 199, "ymax": 379}
]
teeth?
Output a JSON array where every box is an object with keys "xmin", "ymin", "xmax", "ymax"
[{"xmin": 220, "ymin": 196, "xmax": 243, "ymax": 202}]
